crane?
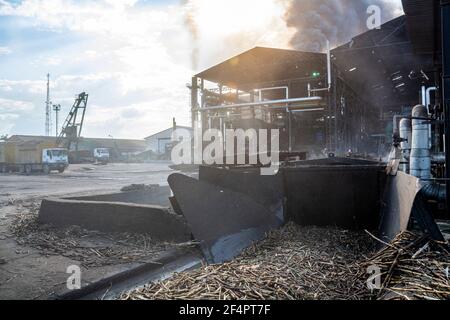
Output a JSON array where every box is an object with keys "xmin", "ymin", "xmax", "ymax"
[{"xmin": 57, "ymin": 92, "xmax": 89, "ymax": 163}]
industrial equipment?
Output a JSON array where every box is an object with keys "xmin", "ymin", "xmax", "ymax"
[
  {"xmin": 57, "ymin": 92, "xmax": 89, "ymax": 163},
  {"xmin": 168, "ymin": 1, "xmax": 449, "ymax": 263},
  {"xmin": 45, "ymin": 73, "xmax": 51, "ymax": 137}
]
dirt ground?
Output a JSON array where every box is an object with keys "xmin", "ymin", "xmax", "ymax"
[
  {"xmin": 0, "ymin": 162, "xmax": 177, "ymax": 300},
  {"xmin": 0, "ymin": 162, "xmax": 174, "ymax": 205}
]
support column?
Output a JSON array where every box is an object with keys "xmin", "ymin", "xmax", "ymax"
[
  {"xmin": 191, "ymin": 77, "xmax": 198, "ymax": 129},
  {"xmin": 442, "ymin": 1, "xmax": 450, "ymax": 213}
]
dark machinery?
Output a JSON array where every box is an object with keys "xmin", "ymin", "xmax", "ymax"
[{"xmin": 56, "ymin": 92, "xmax": 89, "ymax": 163}]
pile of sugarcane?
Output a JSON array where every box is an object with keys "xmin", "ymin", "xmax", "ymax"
[
  {"xmin": 121, "ymin": 223, "xmax": 377, "ymax": 300},
  {"xmin": 361, "ymin": 231, "xmax": 449, "ymax": 300},
  {"xmin": 120, "ymin": 224, "xmax": 449, "ymax": 301},
  {"xmin": 10, "ymin": 207, "xmax": 174, "ymax": 268}
]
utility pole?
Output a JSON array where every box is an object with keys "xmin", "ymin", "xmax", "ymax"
[
  {"xmin": 45, "ymin": 73, "xmax": 51, "ymax": 136},
  {"xmin": 53, "ymin": 104, "xmax": 61, "ymax": 137}
]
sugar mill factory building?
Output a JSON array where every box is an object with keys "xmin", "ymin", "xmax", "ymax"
[
  {"xmin": 144, "ymin": 126, "xmax": 193, "ymax": 155},
  {"xmin": 190, "ymin": 10, "xmax": 441, "ymax": 160}
]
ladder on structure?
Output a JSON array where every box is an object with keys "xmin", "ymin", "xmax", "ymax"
[{"xmin": 57, "ymin": 92, "xmax": 89, "ymax": 153}]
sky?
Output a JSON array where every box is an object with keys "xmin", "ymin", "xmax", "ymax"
[{"xmin": 0, "ymin": 0, "xmax": 403, "ymax": 139}]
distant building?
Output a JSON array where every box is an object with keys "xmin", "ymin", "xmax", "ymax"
[{"xmin": 144, "ymin": 126, "xmax": 193, "ymax": 155}]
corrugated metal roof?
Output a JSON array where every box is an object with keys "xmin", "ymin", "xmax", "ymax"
[
  {"xmin": 144, "ymin": 126, "xmax": 192, "ymax": 140},
  {"xmin": 7, "ymin": 135, "xmax": 147, "ymax": 152},
  {"xmin": 195, "ymin": 47, "xmax": 327, "ymax": 90}
]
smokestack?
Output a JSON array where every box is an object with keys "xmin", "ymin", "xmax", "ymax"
[{"xmin": 182, "ymin": 0, "xmax": 200, "ymax": 70}]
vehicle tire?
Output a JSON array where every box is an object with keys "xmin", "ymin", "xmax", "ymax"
[
  {"xmin": 43, "ymin": 165, "xmax": 50, "ymax": 175},
  {"xmin": 25, "ymin": 165, "xmax": 32, "ymax": 175},
  {"xmin": 58, "ymin": 168, "xmax": 65, "ymax": 173}
]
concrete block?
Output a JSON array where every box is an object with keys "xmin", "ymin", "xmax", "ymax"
[{"xmin": 39, "ymin": 199, "xmax": 191, "ymax": 242}]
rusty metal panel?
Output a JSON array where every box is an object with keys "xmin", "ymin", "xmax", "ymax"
[
  {"xmin": 199, "ymin": 166, "xmax": 285, "ymax": 221},
  {"xmin": 283, "ymin": 162, "xmax": 385, "ymax": 230},
  {"xmin": 168, "ymin": 173, "xmax": 281, "ymax": 263},
  {"xmin": 379, "ymin": 172, "xmax": 421, "ymax": 242}
]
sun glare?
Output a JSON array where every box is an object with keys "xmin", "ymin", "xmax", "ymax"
[{"xmin": 193, "ymin": 0, "xmax": 285, "ymax": 37}]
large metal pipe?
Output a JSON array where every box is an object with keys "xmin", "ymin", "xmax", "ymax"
[
  {"xmin": 421, "ymin": 183, "xmax": 447, "ymax": 202},
  {"xmin": 426, "ymin": 87, "xmax": 437, "ymax": 111},
  {"xmin": 309, "ymin": 40, "xmax": 332, "ymax": 94},
  {"xmin": 410, "ymin": 105, "xmax": 431, "ymax": 179},
  {"xmin": 327, "ymin": 40, "xmax": 332, "ymax": 89},
  {"xmin": 257, "ymin": 86, "xmax": 289, "ymax": 101},
  {"xmin": 425, "ymin": 87, "xmax": 437, "ymax": 149},
  {"xmin": 196, "ymin": 96, "xmax": 323, "ymax": 112},
  {"xmin": 421, "ymin": 86, "xmax": 427, "ymax": 106},
  {"xmin": 406, "ymin": 104, "xmax": 447, "ymax": 204},
  {"xmin": 399, "ymin": 118, "xmax": 412, "ymax": 173}
]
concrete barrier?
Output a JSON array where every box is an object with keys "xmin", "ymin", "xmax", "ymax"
[
  {"xmin": 66, "ymin": 186, "xmax": 172, "ymax": 207},
  {"xmin": 39, "ymin": 199, "xmax": 191, "ymax": 242}
]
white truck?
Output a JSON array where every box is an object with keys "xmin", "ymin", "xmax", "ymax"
[
  {"xmin": 0, "ymin": 141, "xmax": 69, "ymax": 174},
  {"xmin": 93, "ymin": 148, "xmax": 110, "ymax": 164}
]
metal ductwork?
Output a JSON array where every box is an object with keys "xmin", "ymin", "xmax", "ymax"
[
  {"xmin": 421, "ymin": 182, "xmax": 447, "ymax": 201},
  {"xmin": 407, "ymin": 104, "xmax": 447, "ymax": 203},
  {"xmin": 399, "ymin": 118, "xmax": 412, "ymax": 173},
  {"xmin": 410, "ymin": 105, "xmax": 432, "ymax": 179}
]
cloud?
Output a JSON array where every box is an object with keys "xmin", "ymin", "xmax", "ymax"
[
  {"xmin": 31, "ymin": 55, "xmax": 62, "ymax": 66},
  {"xmin": 0, "ymin": 97, "xmax": 35, "ymax": 112},
  {"xmin": 0, "ymin": 113, "xmax": 20, "ymax": 135},
  {"xmin": 0, "ymin": 46, "xmax": 12, "ymax": 55},
  {"xmin": 0, "ymin": 98, "xmax": 35, "ymax": 134},
  {"xmin": 0, "ymin": 0, "xmax": 193, "ymax": 138}
]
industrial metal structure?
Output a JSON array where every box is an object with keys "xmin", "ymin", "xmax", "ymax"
[
  {"xmin": 191, "ymin": 13, "xmax": 444, "ymax": 159},
  {"xmin": 189, "ymin": 1, "xmax": 449, "ymax": 211},
  {"xmin": 177, "ymin": 0, "xmax": 450, "ymax": 262},
  {"xmin": 57, "ymin": 92, "xmax": 89, "ymax": 162},
  {"xmin": 53, "ymin": 104, "xmax": 61, "ymax": 137},
  {"xmin": 45, "ymin": 73, "xmax": 52, "ymax": 137}
]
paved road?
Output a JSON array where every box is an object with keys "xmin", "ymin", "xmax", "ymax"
[{"xmin": 0, "ymin": 162, "xmax": 174, "ymax": 205}]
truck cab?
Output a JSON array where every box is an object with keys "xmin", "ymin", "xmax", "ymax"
[
  {"xmin": 93, "ymin": 148, "xmax": 110, "ymax": 164},
  {"xmin": 42, "ymin": 148, "xmax": 69, "ymax": 173}
]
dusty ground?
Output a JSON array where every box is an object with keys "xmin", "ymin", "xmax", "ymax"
[
  {"xmin": 0, "ymin": 162, "xmax": 174, "ymax": 205},
  {"xmin": 0, "ymin": 162, "xmax": 177, "ymax": 300}
]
